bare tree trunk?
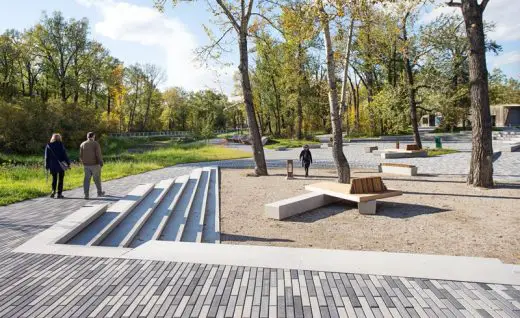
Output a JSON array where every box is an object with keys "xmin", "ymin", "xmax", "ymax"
[
  {"xmin": 296, "ymin": 44, "xmax": 304, "ymax": 140},
  {"xmin": 340, "ymin": 19, "xmax": 355, "ymax": 135},
  {"xmin": 404, "ymin": 58, "xmax": 422, "ymax": 148},
  {"xmin": 348, "ymin": 76, "xmax": 360, "ymax": 132},
  {"xmin": 107, "ymin": 95, "xmax": 111, "ymax": 116},
  {"xmin": 321, "ymin": 10, "xmax": 350, "ymax": 184},
  {"xmin": 402, "ymin": 13, "xmax": 422, "ymax": 148},
  {"xmin": 142, "ymin": 87, "xmax": 152, "ymax": 131},
  {"xmin": 366, "ymin": 71, "xmax": 375, "ymax": 135},
  {"xmin": 453, "ymin": 0, "xmax": 493, "ymax": 187},
  {"xmin": 239, "ymin": 32, "xmax": 268, "ymax": 175},
  {"xmin": 270, "ymin": 75, "xmax": 282, "ymax": 136}
]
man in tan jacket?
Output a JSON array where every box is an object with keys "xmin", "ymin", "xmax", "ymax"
[{"xmin": 80, "ymin": 132, "xmax": 105, "ymax": 199}]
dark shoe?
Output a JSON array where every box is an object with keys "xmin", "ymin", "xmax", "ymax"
[
  {"xmin": 84, "ymin": 195, "xmax": 89, "ymax": 200},
  {"xmin": 97, "ymin": 191, "xmax": 105, "ymax": 197},
  {"xmin": 50, "ymin": 192, "xmax": 56, "ymax": 198},
  {"xmin": 57, "ymin": 194, "xmax": 65, "ymax": 199}
]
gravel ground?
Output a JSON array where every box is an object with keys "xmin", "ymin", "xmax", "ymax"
[{"xmin": 220, "ymin": 168, "xmax": 519, "ymax": 264}]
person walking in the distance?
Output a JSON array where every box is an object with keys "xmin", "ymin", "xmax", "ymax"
[
  {"xmin": 299, "ymin": 144, "xmax": 313, "ymax": 178},
  {"xmin": 80, "ymin": 132, "xmax": 105, "ymax": 199},
  {"xmin": 45, "ymin": 133, "xmax": 71, "ymax": 199}
]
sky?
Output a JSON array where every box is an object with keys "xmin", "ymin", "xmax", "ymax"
[{"xmin": 0, "ymin": 0, "xmax": 519, "ymax": 97}]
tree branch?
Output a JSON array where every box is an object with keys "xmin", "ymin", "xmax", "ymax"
[
  {"xmin": 215, "ymin": 0, "xmax": 240, "ymax": 32},
  {"xmin": 446, "ymin": 1, "xmax": 462, "ymax": 7},
  {"xmin": 246, "ymin": 0, "xmax": 255, "ymax": 20},
  {"xmin": 480, "ymin": 0, "xmax": 489, "ymax": 11},
  {"xmin": 416, "ymin": 105, "xmax": 433, "ymax": 112},
  {"xmin": 250, "ymin": 12, "xmax": 284, "ymax": 35}
]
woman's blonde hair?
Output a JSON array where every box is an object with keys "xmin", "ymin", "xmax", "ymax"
[{"xmin": 50, "ymin": 133, "xmax": 62, "ymax": 143}]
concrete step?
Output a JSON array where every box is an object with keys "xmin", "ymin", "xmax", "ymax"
[
  {"xmin": 64, "ymin": 166, "xmax": 221, "ymax": 247},
  {"xmin": 86, "ymin": 183, "xmax": 155, "ymax": 246},
  {"xmin": 148, "ymin": 175, "xmax": 190, "ymax": 243},
  {"xmin": 98, "ymin": 182, "xmax": 170, "ymax": 247},
  {"xmin": 159, "ymin": 169, "xmax": 202, "ymax": 242},
  {"xmin": 175, "ymin": 169, "xmax": 205, "ymax": 242},
  {"xmin": 182, "ymin": 168, "xmax": 212, "ymax": 243},
  {"xmin": 119, "ymin": 178, "xmax": 175, "ymax": 247},
  {"xmin": 202, "ymin": 167, "xmax": 220, "ymax": 243},
  {"xmin": 61, "ymin": 204, "xmax": 109, "ymax": 245}
]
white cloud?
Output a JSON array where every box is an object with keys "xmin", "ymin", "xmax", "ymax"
[
  {"xmin": 489, "ymin": 51, "xmax": 520, "ymax": 68},
  {"xmin": 421, "ymin": 0, "xmax": 520, "ymax": 41},
  {"xmin": 76, "ymin": 0, "xmax": 236, "ymax": 94}
]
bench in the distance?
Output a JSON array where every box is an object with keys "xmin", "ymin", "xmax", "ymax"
[{"xmin": 379, "ymin": 163, "xmax": 418, "ymax": 176}]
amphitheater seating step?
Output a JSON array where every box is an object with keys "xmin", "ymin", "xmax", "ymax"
[{"xmin": 64, "ymin": 167, "xmax": 221, "ymax": 248}]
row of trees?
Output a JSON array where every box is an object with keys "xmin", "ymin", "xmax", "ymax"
[
  {"xmin": 0, "ymin": 12, "xmax": 234, "ymax": 153},
  {"xmin": 1, "ymin": 1, "xmax": 517, "ymax": 187},
  {"xmin": 160, "ymin": 0, "xmax": 518, "ymax": 187}
]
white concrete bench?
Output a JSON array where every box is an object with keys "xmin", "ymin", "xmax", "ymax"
[
  {"xmin": 364, "ymin": 146, "xmax": 378, "ymax": 153},
  {"xmin": 500, "ymin": 141, "xmax": 520, "ymax": 152},
  {"xmin": 381, "ymin": 149, "xmax": 427, "ymax": 159},
  {"xmin": 379, "ymin": 163, "xmax": 418, "ymax": 176},
  {"xmin": 265, "ymin": 192, "xmax": 340, "ymax": 220}
]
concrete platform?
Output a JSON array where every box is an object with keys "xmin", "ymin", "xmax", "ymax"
[
  {"xmin": 379, "ymin": 163, "xmax": 418, "ymax": 176},
  {"xmin": 364, "ymin": 146, "xmax": 378, "ymax": 153},
  {"xmin": 124, "ymin": 241, "xmax": 520, "ymax": 285},
  {"xmin": 499, "ymin": 141, "xmax": 520, "ymax": 152},
  {"xmin": 381, "ymin": 149, "xmax": 428, "ymax": 159},
  {"xmin": 265, "ymin": 192, "xmax": 340, "ymax": 220}
]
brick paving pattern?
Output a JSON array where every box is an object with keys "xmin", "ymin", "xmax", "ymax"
[{"xmin": 0, "ymin": 162, "xmax": 518, "ymax": 317}]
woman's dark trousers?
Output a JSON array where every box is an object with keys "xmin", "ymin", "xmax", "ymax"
[
  {"xmin": 51, "ymin": 171, "xmax": 65, "ymax": 194},
  {"xmin": 304, "ymin": 162, "xmax": 310, "ymax": 177}
]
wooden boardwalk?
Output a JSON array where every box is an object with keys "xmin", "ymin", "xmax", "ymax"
[{"xmin": 0, "ymin": 164, "xmax": 518, "ymax": 317}]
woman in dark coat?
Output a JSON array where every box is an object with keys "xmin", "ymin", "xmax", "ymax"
[
  {"xmin": 44, "ymin": 133, "xmax": 71, "ymax": 198},
  {"xmin": 299, "ymin": 144, "xmax": 313, "ymax": 177}
]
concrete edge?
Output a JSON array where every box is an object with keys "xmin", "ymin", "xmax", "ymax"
[
  {"xmin": 125, "ymin": 241, "xmax": 519, "ymax": 285},
  {"xmin": 14, "ymin": 224, "xmax": 519, "ymax": 285}
]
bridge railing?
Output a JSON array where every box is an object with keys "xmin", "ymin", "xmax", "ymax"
[
  {"xmin": 108, "ymin": 131, "xmax": 192, "ymax": 138},
  {"xmin": 108, "ymin": 129, "xmax": 239, "ymax": 138}
]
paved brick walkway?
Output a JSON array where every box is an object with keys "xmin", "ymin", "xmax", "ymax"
[{"xmin": 0, "ymin": 163, "xmax": 519, "ymax": 317}]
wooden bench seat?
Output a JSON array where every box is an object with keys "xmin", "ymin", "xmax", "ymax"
[{"xmin": 405, "ymin": 144, "xmax": 421, "ymax": 151}]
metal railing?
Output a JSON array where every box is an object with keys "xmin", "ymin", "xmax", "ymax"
[{"xmin": 108, "ymin": 129, "xmax": 239, "ymax": 138}]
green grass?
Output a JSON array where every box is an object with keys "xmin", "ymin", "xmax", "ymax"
[
  {"xmin": 425, "ymin": 148, "xmax": 459, "ymax": 157},
  {"xmin": 264, "ymin": 138, "xmax": 320, "ymax": 149},
  {"xmin": 0, "ymin": 144, "xmax": 250, "ymax": 206}
]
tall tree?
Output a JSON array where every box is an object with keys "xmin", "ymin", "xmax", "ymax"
[
  {"xmin": 34, "ymin": 12, "xmax": 88, "ymax": 102},
  {"xmin": 141, "ymin": 64, "xmax": 165, "ymax": 131},
  {"xmin": 399, "ymin": 6, "xmax": 422, "ymax": 149},
  {"xmin": 447, "ymin": 0, "xmax": 493, "ymax": 187},
  {"xmin": 316, "ymin": 0, "xmax": 351, "ymax": 183},
  {"xmin": 157, "ymin": 0, "xmax": 268, "ymax": 176}
]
